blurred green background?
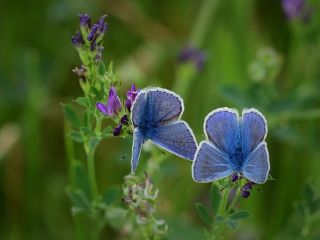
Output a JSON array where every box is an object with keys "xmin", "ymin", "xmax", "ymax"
[{"xmin": 1, "ymin": 0, "xmax": 320, "ymax": 239}]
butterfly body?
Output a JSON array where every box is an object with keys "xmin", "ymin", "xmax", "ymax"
[
  {"xmin": 130, "ymin": 88, "xmax": 197, "ymax": 173},
  {"xmin": 193, "ymin": 107, "xmax": 270, "ymax": 184}
]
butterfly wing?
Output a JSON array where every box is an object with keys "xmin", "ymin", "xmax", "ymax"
[
  {"xmin": 149, "ymin": 120, "xmax": 197, "ymax": 160},
  {"xmin": 131, "ymin": 129, "xmax": 144, "ymax": 173},
  {"xmin": 131, "ymin": 92, "xmax": 147, "ymax": 127},
  {"xmin": 145, "ymin": 88, "xmax": 183, "ymax": 125},
  {"xmin": 205, "ymin": 107, "xmax": 239, "ymax": 154},
  {"xmin": 241, "ymin": 109, "xmax": 267, "ymax": 158},
  {"xmin": 242, "ymin": 142, "xmax": 270, "ymax": 184},
  {"xmin": 192, "ymin": 141, "xmax": 233, "ymax": 183}
]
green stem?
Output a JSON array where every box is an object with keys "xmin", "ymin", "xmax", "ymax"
[
  {"xmin": 87, "ymin": 148, "xmax": 98, "ymax": 198},
  {"xmin": 190, "ymin": 0, "xmax": 219, "ymax": 47},
  {"xmin": 174, "ymin": 0, "xmax": 218, "ymax": 98},
  {"xmin": 218, "ymin": 188, "xmax": 229, "ymax": 217},
  {"xmin": 210, "ymin": 188, "xmax": 231, "ymax": 240}
]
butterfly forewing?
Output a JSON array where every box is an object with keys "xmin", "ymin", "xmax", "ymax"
[
  {"xmin": 146, "ymin": 89, "xmax": 183, "ymax": 125},
  {"xmin": 205, "ymin": 108, "xmax": 239, "ymax": 154},
  {"xmin": 241, "ymin": 109, "xmax": 267, "ymax": 158},
  {"xmin": 131, "ymin": 92, "xmax": 147, "ymax": 127}
]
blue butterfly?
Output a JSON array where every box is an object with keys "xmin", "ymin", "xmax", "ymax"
[
  {"xmin": 130, "ymin": 87, "xmax": 198, "ymax": 173},
  {"xmin": 192, "ymin": 107, "xmax": 270, "ymax": 184}
]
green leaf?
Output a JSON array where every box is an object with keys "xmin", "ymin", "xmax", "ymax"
[
  {"xmin": 210, "ymin": 184, "xmax": 221, "ymax": 213},
  {"xmin": 80, "ymin": 127, "xmax": 94, "ymax": 137},
  {"xmin": 303, "ymin": 183, "xmax": 314, "ymax": 204},
  {"xmin": 101, "ymin": 126, "xmax": 113, "ymax": 138},
  {"xmin": 75, "ymin": 97, "xmax": 89, "ymax": 107},
  {"xmin": 66, "ymin": 188, "xmax": 91, "ymax": 210},
  {"xmin": 268, "ymin": 174, "xmax": 276, "ymax": 181},
  {"xmin": 89, "ymin": 137, "xmax": 101, "ymax": 149},
  {"xmin": 68, "ymin": 130, "xmax": 84, "ymax": 143},
  {"xmin": 229, "ymin": 210, "xmax": 251, "ymax": 221},
  {"xmin": 99, "ymin": 62, "xmax": 107, "ymax": 75},
  {"xmin": 215, "ymin": 215, "xmax": 225, "ymax": 222},
  {"xmin": 91, "ymin": 86, "xmax": 102, "ymax": 99},
  {"xmin": 72, "ymin": 161, "xmax": 91, "ymax": 199},
  {"xmin": 225, "ymin": 218, "xmax": 238, "ymax": 230},
  {"xmin": 103, "ymin": 186, "xmax": 121, "ymax": 206},
  {"xmin": 195, "ymin": 203, "xmax": 213, "ymax": 226},
  {"xmin": 63, "ymin": 104, "xmax": 81, "ymax": 128}
]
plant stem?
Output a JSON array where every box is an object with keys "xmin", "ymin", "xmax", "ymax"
[
  {"xmin": 218, "ymin": 188, "xmax": 229, "ymax": 217},
  {"xmin": 174, "ymin": 0, "xmax": 218, "ymax": 98},
  {"xmin": 87, "ymin": 148, "xmax": 98, "ymax": 198}
]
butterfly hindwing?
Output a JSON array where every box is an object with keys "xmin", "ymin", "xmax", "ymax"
[
  {"xmin": 241, "ymin": 109, "xmax": 267, "ymax": 158},
  {"xmin": 242, "ymin": 142, "xmax": 270, "ymax": 184},
  {"xmin": 205, "ymin": 108, "xmax": 239, "ymax": 154},
  {"xmin": 131, "ymin": 129, "xmax": 144, "ymax": 173},
  {"xmin": 192, "ymin": 141, "xmax": 233, "ymax": 183},
  {"xmin": 150, "ymin": 120, "xmax": 197, "ymax": 160}
]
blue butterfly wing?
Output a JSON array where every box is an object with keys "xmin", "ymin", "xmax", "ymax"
[
  {"xmin": 242, "ymin": 142, "xmax": 270, "ymax": 184},
  {"xmin": 146, "ymin": 88, "xmax": 183, "ymax": 125},
  {"xmin": 241, "ymin": 109, "xmax": 267, "ymax": 158},
  {"xmin": 205, "ymin": 108, "xmax": 239, "ymax": 154},
  {"xmin": 150, "ymin": 120, "xmax": 197, "ymax": 160},
  {"xmin": 131, "ymin": 129, "xmax": 144, "ymax": 173},
  {"xmin": 192, "ymin": 141, "xmax": 233, "ymax": 183},
  {"xmin": 131, "ymin": 92, "xmax": 147, "ymax": 127}
]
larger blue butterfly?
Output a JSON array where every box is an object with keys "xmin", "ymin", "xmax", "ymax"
[
  {"xmin": 130, "ymin": 87, "xmax": 198, "ymax": 173},
  {"xmin": 192, "ymin": 107, "xmax": 270, "ymax": 184}
]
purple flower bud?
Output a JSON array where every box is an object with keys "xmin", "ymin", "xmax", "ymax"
[
  {"xmin": 87, "ymin": 24, "xmax": 98, "ymax": 41},
  {"xmin": 241, "ymin": 190, "xmax": 250, "ymax": 198},
  {"xmin": 282, "ymin": 0, "xmax": 311, "ymax": 21},
  {"xmin": 125, "ymin": 99, "xmax": 132, "ymax": 112},
  {"xmin": 97, "ymin": 15, "xmax": 108, "ymax": 34},
  {"xmin": 96, "ymin": 87, "xmax": 122, "ymax": 116},
  {"xmin": 231, "ymin": 173, "xmax": 239, "ymax": 182},
  {"xmin": 71, "ymin": 31, "xmax": 84, "ymax": 47},
  {"xmin": 79, "ymin": 13, "xmax": 91, "ymax": 28},
  {"xmin": 95, "ymin": 46, "xmax": 104, "ymax": 62},
  {"xmin": 120, "ymin": 114, "xmax": 129, "ymax": 125},
  {"xmin": 96, "ymin": 102, "xmax": 108, "ymax": 115},
  {"xmin": 241, "ymin": 182, "xmax": 254, "ymax": 192},
  {"xmin": 126, "ymin": 84, "xmax": 139, "ymax": 111},
  {"xmin": 113, "ymin": 124, "xmax": 122, "ymax": 136},
  {"xmin": 178, "ymin": 45, "xmax": 207, "ymax": 71}
]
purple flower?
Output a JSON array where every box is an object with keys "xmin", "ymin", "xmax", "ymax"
[
  {"xmin": 240, "ymin": 182, "xmax": 255, "ymax": 198},
  {"xmin": 178, "ymin": 45, "xmax": 207, "ymax": 71},
  {"xmin": 241, "ymin": 190, "xmax": 250, "ymax": 198},
  {"xmin": 113, "ymin": 124, "xmax": 122, "ymax": 136},
  {"xmin": 241, "ymin": 182, "xmax": 254, "ymax": 192},
  {"xmin": 87, "ymin": 24, "xmax": 99, "ymax": 41},
  {"xmin": 79, "ymin": 13, "xmax": 91, "ymax": 28},
  {"xmin": 96, "ymin": 87, "xmax": 122, "ymax": 116},
  {"xmin": 282, "ymin": 0, "xmax": 311, "ymax": 21},
  {"xmin": 97, "ymin": 15, "xmax": 108, "ymax": 34},
  {"xmin": 231, "ymin": 173, "xmax": 239, "ymax": 182},
  {"xmin": 87, "ymin": 15, "xmax": 108, "ymax": 42},
  {"xmin": 125, "ymin": 84, "xmax": 139, "ymax": 111},
  {"xmin": 120, "ymin": 114, "xmax": 129, "ymax": 125},
  {"xmin": 71, "ymin": 31, "xmax": 84, "ymax": 47}
]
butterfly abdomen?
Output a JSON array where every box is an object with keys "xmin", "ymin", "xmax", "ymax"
[{"xmin": 230, "ymin": 147, "xmax": 244, "ymax": 172}]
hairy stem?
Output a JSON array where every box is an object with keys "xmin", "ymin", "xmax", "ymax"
[{"xmin": 87, "ymin": 148, "xmax": 98, "ymax": 198}]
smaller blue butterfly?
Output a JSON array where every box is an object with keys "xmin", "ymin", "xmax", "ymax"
[
  {"xmin": 192, "ymin": 107, "xmax": 270, "ymax": 184},
  {"xmin": 130, "ymin": 87, "xmax": 198, "ymax": 173}
]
